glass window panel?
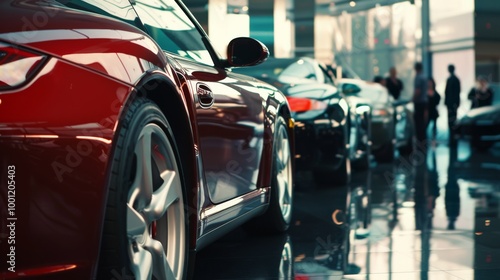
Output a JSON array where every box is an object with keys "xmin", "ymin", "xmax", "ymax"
[{"xmin": 133, "ymin": 0, "xmax": 214, "ymax": 66}]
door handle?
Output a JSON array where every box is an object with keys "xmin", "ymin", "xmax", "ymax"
[{"xmin": 197, "ymin": 83, "xmax": 214, "ymax": 109}]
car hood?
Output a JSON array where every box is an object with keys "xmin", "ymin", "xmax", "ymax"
[
  {"xmin": 285, "ymin": 83, "xmax": 340, "ymax": 100},
  {"xmin": 267, "ymin": 76, "xmax": 340, "ymax": 101},
  {"xmin": 458, "ymin": 105, "xmax": 500, "ymax": 124}
]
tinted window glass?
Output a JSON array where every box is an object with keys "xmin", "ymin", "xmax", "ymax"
[{"xmin": 133, "ymin": 0, "xmax": 214, "ymax": 66}]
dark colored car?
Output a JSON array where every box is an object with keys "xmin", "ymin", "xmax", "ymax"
[
  {"xmin": 455, "ymin": 104, "xmax": 500, "ymax": 150},
  {"xmin": 337, "ymin": 78, "xmax": 414, "ymax": 162},
  {"xmin": 233, "ymin": 57, "xmax": 372, "ymax": 185},
  {"xmin": 0, "ymin": 1, "xmax": 294, "ymax": 279}
]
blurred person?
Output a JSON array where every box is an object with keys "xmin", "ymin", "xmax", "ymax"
[
  {"xmin": 373, "ymin": 75, "xmax": 386, "ymax": 86},
  {"xmin": 385, "ymin": 66, "xmax": 404, "ymax": 100},
  {"xmin": 444, "ymin": 64, "xmax": 461, "ymax": 136},
  {"xmin": 445, "ymin": 144, "xmax": 460, "ymax": 230},
  {"xmin": 415, "ymin": 148, "xmax": 439, "ymax": 280},
  {"xmin": 427, "ymin": 77, "xmax": 441, "ymax": 145},
  {"xmin": 468, "ymin": 75, "xmax": 494, "ymax": 109},
  {"xmin": 414, "ymin": 147, "xmax": 439, "ymax": 231},
  {"xmin": 412, "ymin": 62, "xmax": 428, "ymax": 145}
]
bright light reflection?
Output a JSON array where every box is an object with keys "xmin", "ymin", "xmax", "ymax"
[
  {"xmin": 76, "ymin": 136, "xmax": 112, "ymax": 144},
  {"xmin": 25, "ymin": 135, "xmax": 59, "ymax": 139},
  {"xmin": 0, "ymin": 57, "xmax": 42, "ymax": 86},
  {"xmin": 332, "ymin": 209, "xmax": 344, "ymax": 225},
  {"xmin": 402, "ymin": 201, "xmax": 415, "ymax": 207}
]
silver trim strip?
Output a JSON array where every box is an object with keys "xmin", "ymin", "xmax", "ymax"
[{"xmin": 200, "ymin": 187, "xmax": 269, "ymax": 220}]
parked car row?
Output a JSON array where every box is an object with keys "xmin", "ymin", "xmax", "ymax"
[
  {"xmin": 454, "ymin": 104, "xmax": 500, "ymax": 150},
  {"xmin": 336, "ymin": 78, "xmax": 414, "ymax": 162},
  {"xmin": 233, "ymin": 57, "xmax": 415, "ymax": 172},
  {"xmin": 0, "ymin": 1, "xmax": 413, "ymax": 279},
  {"xmin": 233, "ymin": 57, "xmax": 372, "ymax": 186}
]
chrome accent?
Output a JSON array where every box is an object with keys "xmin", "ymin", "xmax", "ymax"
[{"xmin": 200, "ymin": 187, "xmax": 269, "ymax": 220}]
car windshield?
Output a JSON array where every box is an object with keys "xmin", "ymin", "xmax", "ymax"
[
  {"xmin": 342, "ymin": 82, "xmax": 391, "ymax": 103},
  {"xmin": 233, "ymin": 57, "xmax": 296, "ymax": 80},
  {"xmin": 360, "ymin": 87, "xmax": 390, "ymax": 103}
]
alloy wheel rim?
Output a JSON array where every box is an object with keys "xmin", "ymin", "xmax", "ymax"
[
  {"xmin": 276, "ymin": 124, "xmax": 293, "ymax": 223},
  {"xmin": 126, "ymin": 123, "xmax": 185, "ymax": 280}
]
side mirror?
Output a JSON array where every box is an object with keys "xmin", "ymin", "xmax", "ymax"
[
  {"xmin": 341, "ymin": 83, "xmax": 361, "ymax": 95},
  {"xmin": 226, "ymin": 37, "xmax": 269, "ymax": 67}
]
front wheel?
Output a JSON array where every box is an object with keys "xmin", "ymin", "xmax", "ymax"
[
  {"xmin": 98, "ymin": 98, "xmax": 188, "ymax": 280},
  {"xmin": 267, "ymin": 117, "xmax": 294, "ymax": 232},
  {"xmin": 353, "ymin": 111, "xmax": 372, "ymax": 170},
  {"xmin": 245, "ymin": 116, "xmax": 293, "ymax": 233},
  {"xmin": 313, "ymin": 155, "xmax": 350, "ymax": 186},
  {"xmin": 374, "ymin": 140, "xmax": 395, "ymax": 163}
]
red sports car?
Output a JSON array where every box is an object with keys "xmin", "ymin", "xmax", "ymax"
[{"xmin": 0, "ymin": 1, "xmax": 294, "ymax": 279}]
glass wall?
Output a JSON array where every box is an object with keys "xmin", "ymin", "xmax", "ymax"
[
  {"xmin": 208, "ymin": 0, "xmax": 250, "ymax": 57},
  {"xmin": 429, "ymin": 0, "xmax": 475, "ymax": 136},
  {"xmin": 328, "ymin": 2, "xmax": 418, "ymax": 100}
]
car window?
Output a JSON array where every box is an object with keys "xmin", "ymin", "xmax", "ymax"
[
  {"xmin": 132, "ymin": 0, "xmax": 214, "ymax": 66},
  {"xmin": 280, "ymin": 59, "xmax": 317, "ymax": 81}
]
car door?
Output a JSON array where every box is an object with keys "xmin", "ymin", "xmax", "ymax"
[{"xmin": 131, "ymin": 0, "xmax": 265, "ymax": 204}]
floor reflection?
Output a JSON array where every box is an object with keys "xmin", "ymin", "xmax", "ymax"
[{"xmin": 193, "ymin": 141, "xmax": 500, "ymax": 279}]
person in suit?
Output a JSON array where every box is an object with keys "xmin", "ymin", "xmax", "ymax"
[
  {"xmin": 445, "ymin": 144, "xmax": 460, "ymax": 230},
  {"xmin": 385, "ymin": 67, "xmax": 404, "ymax": 100},
  {"xmin": 427, "ymin": 77, "xmax": 441, "ymax": 145},
  {"xmin": 413, "ymin": 62, "xmax": 428, "ymax": 145},
  {"xmin": 444, "ymin": 64, "xmax": 461, "ymax": 141}
]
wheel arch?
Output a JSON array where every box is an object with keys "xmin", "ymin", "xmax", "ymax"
[{"xmin": 131, "ymin": 73, "xmax": 199, "ymax": 250}]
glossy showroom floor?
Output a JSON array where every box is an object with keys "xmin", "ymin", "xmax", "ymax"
[{"xmin": 194, "ymin": 139, "xmax": 500, "ymax": 280}]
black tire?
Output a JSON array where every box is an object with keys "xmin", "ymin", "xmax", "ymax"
[
  {"xmin": 245, "ymin": 116, "xmax": 293, "ymax": 233},
  {"xmin": 399, "ymin": 135, "xmax": 413, "ymax": 155},
  {"xmin": 313, "ymin": 156, "xmax": 351, "ymax": 186},
  {"xmin": 354, "ymin": 152, "xmax": 370, "ymax": 170},
  {"xmin": 374, "ymin": 140, "xmax": 394, "ymax": 163},
  {"xmin": 353, "ymin": 112, "xmax": 372, "ymax": 170},
  {"xmin": 399, "ymin": 117, "xmax": 414, "ymax": 155},
  {"xmin": 97, "ymin": 98, "xmax": 188, "ymax": 280},
  {"xmin": 314, "ymin": 114, "xmax": 351, "ymax": 186}
]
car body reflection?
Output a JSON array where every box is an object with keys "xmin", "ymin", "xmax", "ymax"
[
  {"xmin": 455, "ymin": 143, "xmax": 500, "ymax": 279},
  {"xmin": 194, "ymin": 142, "xmax": 500, "ymax": 279},
  {"xmin": 193, "ymin": 231, "xmax": 293, "ymax": 279}
]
